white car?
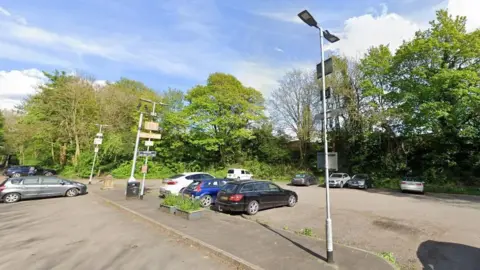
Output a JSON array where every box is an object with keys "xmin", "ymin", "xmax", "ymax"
[
  {"xmin": 226, "ymin": 168, "xmax": 253, "ymax": 180},
  {"xmin": 400, "ymin": 176, "xmax": 424, "ymax": 194},
  {"xmin": 328, "ymin": 173, "xmax": 351, "ymax": 188},
  {"xmin": 159, "ymin": 172, "xmax": 214, "ymax": 197}
]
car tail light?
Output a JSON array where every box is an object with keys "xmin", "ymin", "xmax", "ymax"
[
  {"xmin": 229, "ymin": 194, "xmax": 244, "ymax": 202},
  {"xmin": 195, "ymin": 185, "xmax": 201, "ymax": 192},
  {"xmin": 401, "ymin": 181, "xmax": 406, "ymax": 184},
  {"xmin": 0, "ymin": 186, "xmax": 5, "ymax": 192},
  {"xmin": 167, "ymin": 180, "xmax": 177, "ymax": 185}
]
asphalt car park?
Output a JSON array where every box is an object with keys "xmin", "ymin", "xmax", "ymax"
[
  {"xmin": 0, "ymin": 194, "xmax": 231, "ymax": 270},
  {"xmin": 245, "ymin": 183, "xmax": 480, "ymax": 269}
]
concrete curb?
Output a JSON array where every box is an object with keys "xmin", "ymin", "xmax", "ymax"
[{"xmin": 90, "ymin": 191, "xmax": 265, "ymax": 270}]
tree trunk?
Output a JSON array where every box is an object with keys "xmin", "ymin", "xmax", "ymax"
[{"xmin": 51, "ymin": 141, "xmax": 56, "ymax": 163}]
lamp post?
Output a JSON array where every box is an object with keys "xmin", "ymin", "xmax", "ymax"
[
  {"xmin": 298, "ymin": 9, "xmax": 340, "ymax": 264},
  {"xmin": 89, "ymin": 124, "xmax": 109, "ymax": 185}
]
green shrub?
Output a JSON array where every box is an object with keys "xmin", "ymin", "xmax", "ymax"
[
  {"xmin": 176, "ymin": 196, "xmax": 202, "ymax": 212},
  {"xmin": 162, "ymin": 194, "xmax": 178, "ymax": 206}
]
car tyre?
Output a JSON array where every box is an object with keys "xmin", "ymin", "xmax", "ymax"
[
  {"xmin": 246, "ymin": 200, "xmax": 259, "ymax": 215},
  {"xmin": 200, "ymin": 195, "xmax": 213, "ymax": 208},
  {"xmin": 12, "ymin": 173, "xmax": 21, "ymax": 178},
  {"xmin": 3, "ymin": 193, "xmax": 21, "ymax": 203},
  {"xmin": 65, "ymin": 188, "xmax": 79, "ymax": 197},
  {"xmin": 287, "ymin": 195, "xmax": 297, "ymax": 207}
]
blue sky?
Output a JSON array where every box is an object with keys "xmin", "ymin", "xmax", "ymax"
[{"xmin": 0, "ymin": 0, "xmax": 478, "ymax": 109}]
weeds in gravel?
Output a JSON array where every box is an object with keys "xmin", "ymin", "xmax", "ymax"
[
  {"xmin": 297, "ymin": 228, "xmax": 314, "ymax": 237},
  {"xmin": 283, "ymin": 225, "xmax": 289, "ymax": 230},
  {"xmin": 379, "ymin": 252, "xmax": 400, "ymax": 269}
]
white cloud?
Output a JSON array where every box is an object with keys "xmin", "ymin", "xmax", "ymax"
[
  {"xmin": 274, "ymin": 47, "xmax": 284, "ymax": 53},
  {"xmin": 331, "ymin": 6, "xmax": 420, "ymax": 59},
  {"xmin": 0, "ymin": 69, "xmax": 47, "ymax": 109},
  {"xmin": 0, "ymin": 6, "xmax": 11, "ymax": 17},
  {"xmin": 447, "ymin": 0, "xmax": 480, "ymax": 32}
]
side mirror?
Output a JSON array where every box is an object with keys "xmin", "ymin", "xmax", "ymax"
[{"xmin": 60, "ymin": 181, "xmax": 65, "ymax": 185}]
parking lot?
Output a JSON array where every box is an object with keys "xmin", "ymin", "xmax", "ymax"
[
  {"xmin": 0, "ymin": 194, "xmax": 231, "ymax": 270},
  {"xmin": 246, "ymin": 184, "xmax": 480, "ymax": 269}
]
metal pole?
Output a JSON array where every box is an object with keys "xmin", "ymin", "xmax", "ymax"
[
  {"xmin": 319, "ymin": 27, "xmax": 333, "ymax": 263},
  {"xmin": 129, "ymin": 112, "xmax": 143, "ymax": 182},
  {"xmin": 88, "ymin": 124, "xmax": 105, "ymax": 185}
]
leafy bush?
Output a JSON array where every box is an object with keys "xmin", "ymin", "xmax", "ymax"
[
  {"xmin": 162, "ymin": 194, "xmax": 178, "ymax": 206},
  {"xmin": 176, "ymin": 196, "xmax": 202, "ymax": 212}
]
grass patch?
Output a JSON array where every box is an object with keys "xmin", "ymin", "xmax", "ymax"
[
  {"xmin": 378, "ymin": 252, "xmax": 400, "ymax": 269},
  {"xmin": 296, "ymin": 227, "xmax": 315, "ymax": 237}
]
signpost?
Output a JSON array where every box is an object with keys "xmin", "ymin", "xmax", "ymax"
[
  {"xmin": 139, "ymin": 132, "xmax": 162, "ymax": 140},
  {"xmin": 317, "ymin": 152, "xmax": 338, "ymax": 171},
  {"xmin": 138, "ymin": 151, "xmax": 157, "ymax": 157},
  {"xmin": 144, "ymin": 140, "xmax": 154, "ymax": 147},
  {"xmin": 89, "ymin": 124, "xmax": 109, "ymax": 184},
  {"xmin": 93, "ymin": 138, "xmax": 103, "ymax": 145}
]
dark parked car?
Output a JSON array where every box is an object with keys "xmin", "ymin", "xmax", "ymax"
[
  {"xmin": 0, "ymin": 176, "xmax": 87, "ymax": 203},
  {"xmin": 3, "ymin": 165, "xmax": 57, "ymax": 178},
  {"xmin": 182, "ymin": 178, "xmax": 232, "ymax": 207},
  {"xmin": 346, "ymin": 174, "xmax": 373, "ymax": 189},
  {"xmin": 291, "ymin": 173, "xmax": 319, "ymax": 186},
  {"xmin": 215, "ymin": 180, "xmax": 298, "ymax": 215}
]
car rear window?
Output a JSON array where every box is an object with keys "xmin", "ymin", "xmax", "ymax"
[
  {"xmin": 187, "ymin": 181, "xmax": 201, "ymax": 190},
  {"xmin": 221, "ymin": 183, "xmax": 238, "ymax": 193},
  {"xmin": 227, "ymin": 169, "xmax": 234, "ymax": 174},
  {"xmin": 331, "ymin": 173, "xmax": 342, "ymax": 177}
]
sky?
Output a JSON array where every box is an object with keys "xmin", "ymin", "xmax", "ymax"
[{"xmin": 0, "ymin": 0, "xmax": 479, "ymax": 110}]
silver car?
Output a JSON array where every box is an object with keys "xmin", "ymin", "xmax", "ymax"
[
  {"xmin": 400, "ymin": 176, "xmax": 424, "ymax": 194},
  {"xmin": 0, "ymin": 176, "xmax": 88, "ymax": 203},
  {"xmin": 328, "ymin": 173, "xmax": 351, "ymax": 188}
]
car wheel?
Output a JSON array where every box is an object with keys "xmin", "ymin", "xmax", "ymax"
[
  {"xmin": 13, "ymin": 173, "xmax": 21, "ymax": 178},
  {"xmin": 3, "ymin": 193, "xmax": 21, "ymax": 203},
  {"xmin": 44, "ymin": 171, "xmax": 53, "ymax": 176},
  {"xmin": 246, "ymin": 200, "xmax": 259, "ymax": 215},
  {"xmin": 65, "ymin": 188, "xmax": 79, "ymax": 197},
  {"xmin": 287, "ymin": 195, "xmax": 297, "ymax": 207},
  {"xmin": 200, "ymin": 195, "xmax": 213, "ymax": 208}
]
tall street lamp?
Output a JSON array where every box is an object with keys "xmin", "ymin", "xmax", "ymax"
[{"xmin": 298, "ymin": 9, "xmax": 340, "ymax": 264}]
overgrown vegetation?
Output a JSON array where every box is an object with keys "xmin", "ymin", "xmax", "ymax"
[
  {"xmin": 1, "ymin": 10, "xmax": 479, "ymax": 192},
  {"xmin": 160, "ymin": 194, "xmax": 202, "ymax": 212},
  {"xmin": 379, "ymin": 252, "xmax": 400, "ymax": 269}
]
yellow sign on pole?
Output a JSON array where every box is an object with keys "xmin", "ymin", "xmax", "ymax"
[
  {"xmin": 139, "ymin": 132, "xmax": 162, "ymax": 140},
  {"xmin": 144, "ymin": 121, "xmax": 159, "ymax": 131}
]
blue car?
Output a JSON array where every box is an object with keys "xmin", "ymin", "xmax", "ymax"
[{"xmin": 182, "ymin": 178, "xmax": 232, "ymax": 207}]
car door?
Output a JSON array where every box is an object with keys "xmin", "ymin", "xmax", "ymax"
[
  {"xmin": 253, "ymin": 182, "xmax": 278, "ymax": 208},
  {"xmin": 40, "ymin": 177, "xmax": 66, "ymax": 197},
  {"xmin": 266, "ymin": 183, "xmax": 287, "ymax": 207},
  {"xmin": 21, "ymin": 177, "xmax": 43, "ymax": 198}
]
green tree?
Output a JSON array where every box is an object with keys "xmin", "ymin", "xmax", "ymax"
[{"xmin": 185, "ymin": 73, "xmax": 265, "ymax": 164}]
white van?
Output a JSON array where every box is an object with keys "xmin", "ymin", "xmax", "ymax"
[{"xmin": 226, "ymin": 168, "xmax": 252, "ymax": 180}]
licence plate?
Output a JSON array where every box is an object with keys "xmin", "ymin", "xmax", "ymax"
[{"xmin": 220, "ymin": 196, "xmax": 228, "ymax": 200}]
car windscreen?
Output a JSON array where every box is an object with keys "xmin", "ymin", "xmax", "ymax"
[
  {"xmin": 221, "ymin": 183, "xmax": 238, "ymax": 193},
  {"xmin": 295, "ymin": 174, "xmax": 306, "ymax": 178},
  {"xmin": 330, "ymin": 173, "xmax": 343, "ymax": 178},
  {"xmin": 227, "ymin": 169, "xmax": 234, "ymax": 174}
]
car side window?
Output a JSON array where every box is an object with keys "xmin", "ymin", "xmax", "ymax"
[
  {"xmin": 186, "ymin": 174, "xmax": 200, "ymax": 180},
  {"xmin": 23, "ymin": 178, "xmax": 39, "ymax": 185},
  {"xmin": 219, "ymin": 180, "xmax": 228, "ymax": 186},
  {"xmin": 10, "ymin": 179, "xmax": 22, "ymax": 185},
  {"xmin": 253, "ymin": 182, "xmax": 268, "ymax": 191},
  {"xmin": 241, "ymin": 170, "xmax": 245, "ymax": 174},
  {"xmin": 245, "ymin": 171, "xmax": 250, "ymax": 175},
  {"xmin": 240, "ymin": 183, "xmax": 254, "ymax": 192},
  {"xmin": 268, "ymin": 183, "xmax": 281, "ymax": 192},
  {"xmin": 202, "ymin": 174, "xmax": 214, "ymax": 179},
  {"xmin": 41, "ymin": 178, "xmax": 61, "ymax": 185}
]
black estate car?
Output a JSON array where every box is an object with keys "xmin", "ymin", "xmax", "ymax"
[
  {"xmin": 215, "ymin": 180, "xmax": 298, "ymax": 215},
  {"xmin": 3, "ymin": 165, "xmax": 57, "ymax": 178}
]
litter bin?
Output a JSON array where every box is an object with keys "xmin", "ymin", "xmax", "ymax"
[{"xmin": 126, "ymin": 182, "xmax": 140, "ymax": 199}]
